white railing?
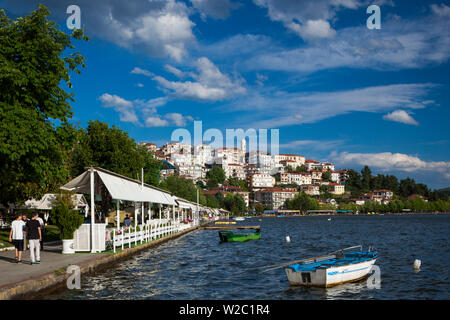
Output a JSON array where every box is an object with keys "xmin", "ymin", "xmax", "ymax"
[{"xmin": 110, "ymin": 220, "xmax": 194, "ymax": 253}]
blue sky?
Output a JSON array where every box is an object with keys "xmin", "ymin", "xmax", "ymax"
[{"xmin": 2, "ymin": 0, "xmax": 450, "ymax": 189}]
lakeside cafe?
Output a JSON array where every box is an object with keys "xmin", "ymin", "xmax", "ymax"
[{"xmin": 60, "ymin": 166, "xmax": 203, "ymax": 253}]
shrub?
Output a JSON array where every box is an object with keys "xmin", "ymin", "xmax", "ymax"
[{"xmin": 51, "ymin": 203, "xmax": 84, "ymax": 239}]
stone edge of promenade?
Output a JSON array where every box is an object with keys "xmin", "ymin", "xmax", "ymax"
[{"xmin": 0, "ymin": 225, "xmax": 200, "ymax": 300}]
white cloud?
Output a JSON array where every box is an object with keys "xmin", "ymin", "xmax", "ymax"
[
  {"xmin": 3, "ymin": 0, "xmax": 196, "ymax": 62},
  {"xmin": 98, "ymin": 93, "xmax": 139, "ymax": 124},
  {"xmin": 230, "ymin": 83, "xmax": 434, "ymax": 128},
  {"xmin": 242, "ymin": 10, "xmax": 450, "ymax": 73},
  {"xmin": 280, "ymin": 139, "xmax": 345, "ymax": 151},
  {"xmin": 430, "ymin": 3, "xmax": 450, "ymax": 17},
  {"xmin": 131, "ymin": 67, "xmax": 154, "ymax": 77},
  {"xmin": 331, "ymin": 151, "xmax": 450, "ymax": 177},
  {"xmin": 255, "ymin": 73, "xmax": 268, "ymax": 86},
  {"xmin": 252, "ymin": 0, "xmax": 364, "ymax": 40},
  {"xmin": 298, "ymin": 19, "xmax": 336, "ymax": 39},
  {"xmin": 153, "ymin": 57, "xmax": 246, "ymax": 101},
  {"xmin": 145, "ymin": 116, "xmax": 169, "ymax": 127},
  {"xmin": 383, "ymin": 110, "xmax": 419, "ymax": 126},
  {"xmin": 135, "ymin": 97, "xmax": 169, "ymax": 116},
  {"xmin": 164, "ymin": 64, "xmax": 187, "ymax": 78},
  {"xmin": 165, "ymin": 113, "xmax": 194, "ymax": 126},
  {"xmin": 145, "ymin": 112, "xmax": 193, "ymax": 127}
]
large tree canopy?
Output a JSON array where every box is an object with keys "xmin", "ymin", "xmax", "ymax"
[
  {"xmin": 70, "ymin": 120, "xmax": 162, "ymax": 186},
  {"xmin": 159, "ymin": 175, "xmax": 206, "ymax": 205},
  {"xmin": 0, "ymin": 5, "xmax": 87, "ymax": 205}
]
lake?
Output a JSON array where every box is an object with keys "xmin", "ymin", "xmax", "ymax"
[{"xmin": 43, "ymin": 214, "xmax": 450, "ymax": 300}]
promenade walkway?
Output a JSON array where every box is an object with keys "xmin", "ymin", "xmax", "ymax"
[
  {"xmin": 0, "ymin": 242, "xmax": 105, "ymax": 289},
  {"xmin": 0, "ymin": 224, "xmax": 199, "ymax": 299}
]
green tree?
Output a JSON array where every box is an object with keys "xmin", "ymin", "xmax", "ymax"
[
  {"xmin": 223, "ymin": 193, "xmax": 246, "ymax": 214},
  {"xmin": 160, "ymin": 175, "xmax": 205, "ymax": 205},
  {"xmin": 254, "ymin": 203, "xmax": 264, "ymax": 214},
  {"xmin": 361, "ymin": 166, "xmax": 372, "ymax": 191},
  {"xmin": 215, "ymin": 191, "xmax": 225, "ymax": 208},
  {"xmin": 0, "ymin": 5, "xmax": 88, "ymax": 206},
  {"xmin": 206, "ymin": 166, "xmax": 226, "ymax": 188},
  {"xmin": 228, "ymin": 177, "xmax": 248, "ymax": 190},
  {"xmin": 70, "ymin": 120, "xmax": 162, "ymax": 218},
  {"xmin": 286, "ymin": 192, "xmax": 319, "ymax": 212},
  {"xmin": 204, "ymin": 194, "xmax": 219, "ymax": 208},
  {"xmin": 322, "ymin": 171, "xmax": 332, "ymax": 181},
  {"xmin": 295, "ymin": 165, "xmax": 307, "ymax": 172},
  {"xmin": 346, "ymin": 169, "xmax": 363, "ymax": 195},
  {"xmin": 70, "ymin": 121, "xmax": 161, "ymax": 182}
]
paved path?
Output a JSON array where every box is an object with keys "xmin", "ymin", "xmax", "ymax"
[{"xmin": 0, "ymin": 242, "xmax": 106, "ymax": 289}]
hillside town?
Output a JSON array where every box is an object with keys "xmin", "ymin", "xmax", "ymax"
[
  {"xmin": 137, "ymin": 140, "xmax": 447, "ymax": 214},
  {"xmin": 139, "ymin": 140, "xmax": 377, "ymax": 211}
]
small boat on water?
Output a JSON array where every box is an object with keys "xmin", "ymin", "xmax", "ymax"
[
  {"xmin": 234, "ymin": 217, "xmax": 245, "ymax": 221},
  {"xmin": 218, "ymin": 229, "xmax": 260, "ymax": 242},
  {"xmin": 215, "ymin": 221, "xmax": 236, "ymax": 225},
  {"xmin": 276, "ymin": 215, "xmax": 285, "ymax": 218},
  {"xmin": 282, "ymin": 246, "xmax": 377, "ymax": 287}
]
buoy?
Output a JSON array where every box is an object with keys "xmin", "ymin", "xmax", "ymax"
[
  {"xmin": 413, "ymin": 259, "xmax": 421, "ymax": 270},
  {"xmin": 286, "ymin": 235, "xmax": 291, "ymax": 243}
]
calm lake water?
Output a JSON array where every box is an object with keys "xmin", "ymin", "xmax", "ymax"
[{"xmin": 44, "ymin": 214, "xmax": 450, "ymax": 300}]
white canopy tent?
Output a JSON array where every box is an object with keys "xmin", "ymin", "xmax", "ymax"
[
  {"xmin": 23, "ymin": 193, "xmax": 88, "ymax": 211},
  {"xmin": 61, "ymin": 168, "xmax": 176, "ymax": 205},
  {"xmin": 22, "ymin": 193, "xmax": 89, "ymax": 222},
  {"xmin": 61, "ymin": 167, "xmax": 179, "ymax": 252}
]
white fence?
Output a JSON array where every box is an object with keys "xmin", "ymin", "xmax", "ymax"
[{"xmin": 110, "ymin": 220, "xmax": 196, "ymax": 253}]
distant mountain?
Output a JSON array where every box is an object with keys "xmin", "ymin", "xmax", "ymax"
[{"xmin": 438, "ymin": 188, "xmax": 450, "ymax": 196}]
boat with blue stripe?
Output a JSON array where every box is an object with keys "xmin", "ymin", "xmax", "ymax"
[{"xmin": 284, "ymin": 246, "xmax": 378, "ymax": 287}]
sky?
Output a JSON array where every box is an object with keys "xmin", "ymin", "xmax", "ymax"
[{"xmin": 2, "ymin": 0, "xmax": 450, "ymax": 189}]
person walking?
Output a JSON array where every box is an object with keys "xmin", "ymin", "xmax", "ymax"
[
  {"xmin": 8, "ymin": 214, "xmax": 26, "ymax": 263},
  {"xmin": 26, "ymin": 213, "xmax": 42, "ymax": 265},
  {"xmin": 36, "ymin": 214, "xmax": 45, "ymax": 250}
]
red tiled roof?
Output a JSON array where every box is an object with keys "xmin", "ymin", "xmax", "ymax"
[{"xmin": 256, "ymin": 187, "xmax": 297, "ymax": 193}]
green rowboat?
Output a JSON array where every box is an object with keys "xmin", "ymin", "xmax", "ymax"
[{"xmin": 218, "ymin": 229, "xmax": 261, "ymax": 242}]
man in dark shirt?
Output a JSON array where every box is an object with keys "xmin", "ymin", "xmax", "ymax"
[
  {"xmin": 26, "ymin": 213, "xmax": 42, "ymax": 265},
  {"xmin": 124, "ymin": 214, "xmax": 131, "ymax": 227}
]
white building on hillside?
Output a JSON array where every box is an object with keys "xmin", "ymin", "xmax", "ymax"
[
  {"xmin": 280, "ymin": 172, "xmax": 312, "ymax": 186},
  {"xmin": 305, "ymin": 159, "xmax": 321, "ymax": 171},
  {"xmin": 194, "ymin": 144, "xmax": 215, "ymax": 166},
  {"xmin": 274, "ymin": 154, "xmax": 305, "ymax": 168},
  {"xmin": 249, "ymin": 173, "xmax": 275, "ymax": 189}
]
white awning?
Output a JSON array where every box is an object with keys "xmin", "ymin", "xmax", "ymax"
[
  {"xmin": 22, "ymin": 193, "xmax": 88, "ymax": 210},
  {"xmin": 61, "ymin": 167, "xmax": 176, "ymax": 206},
  {"xmin": 174, "ymin": 197, "xmax": 192, "ymax": 209}
]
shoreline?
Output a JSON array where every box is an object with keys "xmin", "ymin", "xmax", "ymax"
[
  {"xmin": 0, "ymin": 225, "xmax": 201, "ymax": 300},
  {"xmin": 260, "ymin": 212, "xmax": 450, "ymax": 217}
]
